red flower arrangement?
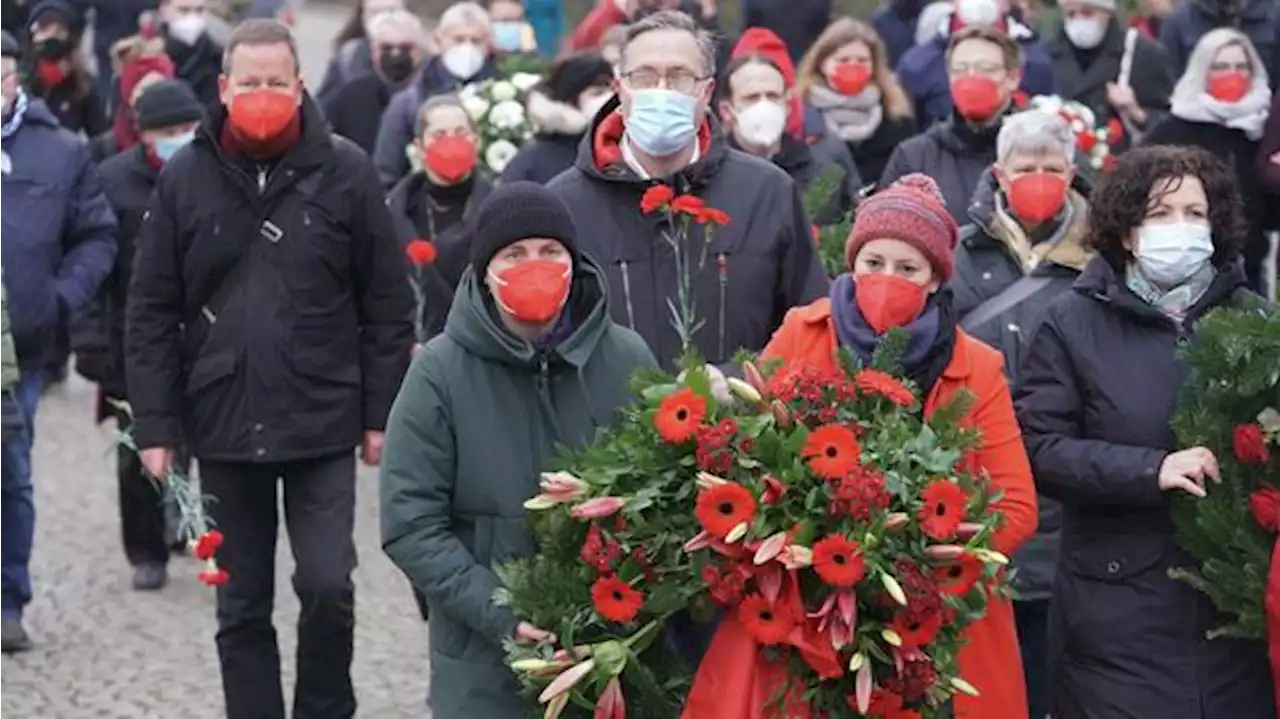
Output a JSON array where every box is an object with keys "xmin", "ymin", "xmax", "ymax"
[
  {"xmin": 812, "ymin": 534, "xmax": 867, "ymax": 588},
  {"xmin": 855, "ymin": 369, "xmax": 916, "ymax": 407},
  {"xmin": 591, "ymin": 575, "xmax": 644, "ymax": 623}
]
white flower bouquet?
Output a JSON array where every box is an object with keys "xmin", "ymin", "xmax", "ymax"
[{"xmin": 458, "ymin": 71, "xmax": 543, "ymax": 175}]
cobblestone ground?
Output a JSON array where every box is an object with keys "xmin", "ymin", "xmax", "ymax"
[{"xmin": 1, "ymin": 5, "xmax": 434, "ymax": 717}]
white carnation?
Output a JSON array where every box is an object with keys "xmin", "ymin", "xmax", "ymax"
[
  {"xmin": 461, "ymin": 94, "xmax": 490, "ymax": 121},
  {"xmin": 511, "ymin": 72, "xmax": 542, "ymax": 91},
  {"xmin": 489, "ymin": 100, "xmax": 526, "ymax": 129},
  {"xmin": 485, "ymin": 140, "xmax": 519, "ymax": 173},
  {"xmin": 489, "ymin": 80, "xmax": 518, "ymax": 102}
]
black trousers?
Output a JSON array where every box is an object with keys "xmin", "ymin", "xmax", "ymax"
[
  {"xmin": 201, "ymin": 453, "xmax": 357, "ymax": 719},
  {"xmin": 112, "ymin": 403, "xmax": 185, "ymax": 566}
]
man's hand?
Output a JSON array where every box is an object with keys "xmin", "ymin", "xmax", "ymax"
[
  {"xmin": 515, "ymin": 621, "xmax": 557, "ymax": 644},
  {"xmin": 140, "ymin": 446, "xmax": 175, "ymax": 480},
  {"xmin": 361, "ymin": 430, "xmax": 385, "ymax": 467}
]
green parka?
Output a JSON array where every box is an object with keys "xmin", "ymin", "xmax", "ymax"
[{"xmin": 380, "ymin": 255, "xmax": 657, "ymax": 717}]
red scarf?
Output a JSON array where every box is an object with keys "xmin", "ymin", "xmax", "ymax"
[
  {"xmin": 112, "ymin": 105, "xmax": 141, "ymax": 154},
  {"xmin": 142, "ymin": 143, "xmax": 164, "ymax": 172},
  {"xmin": 219, "ymin": 112, "xmax": 302, "ymax": 161}
]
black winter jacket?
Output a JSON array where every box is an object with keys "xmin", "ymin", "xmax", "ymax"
[
  {"xmin": 322, "ymin": 71, "xmax": 396, "ymax": 157},
  {"xmin": 164, "ymin": 33, "xmax": 222, "ymax": 108},
  {"xmin": 386, "ymin": 173, "xmax": 493, "ymax": 342},
  {"xmin": 26, "ymin": 70, "xmax": 108, "ymax": 137},
  {"xmin": 125, "ymin": 95, "xmax": 415, "ymax": 462},
  {"xmin": 730, "ymin": 132, "xmax": 856, "ymax": 225},
  {"xmin": 1014, "ymin": 257, "xmax": 1274, "ymax": 718},
  {"xmin": 547, "ymin": 99, "xmax": 829, "ymax": 368},
  {"xmin": 501, "ymin": 91, "xmax": 590, "ymax": 185},
  {"xmin": 844, "ymin": 115, "xmax": 916, "ymax": 191},
  {"xmin": 878, "ymin": 111, "xmax": 1001, "ymax": 223}
]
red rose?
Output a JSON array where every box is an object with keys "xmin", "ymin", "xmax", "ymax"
[
  {"xmin": 1250, "ymin": 488, "xmax": 1280, "ymax": 531},
  {"xmin": 1076, "ymin": 130, "xmax": 1097, "ymax": 153},
  {"xmin": 1233, "ymin": 423, "xmax": 1271, "ymax": 465},
  {"xmin": 640, "ymin": 184, "xmax": 674, "ymax": 213}
]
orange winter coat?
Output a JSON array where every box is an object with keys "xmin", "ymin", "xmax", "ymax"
[{"xmin": 762, "ymin": 298, "xmax": 1036, "ymax": 719}]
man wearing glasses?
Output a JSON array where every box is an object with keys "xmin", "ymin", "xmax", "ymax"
[
  {"xmin": 0, "ymin": 30, "xmax": 117, "ymax": 653},
  {"xmin": 548, "ymin": 9, "xmax": 827, "ymax": 371}
]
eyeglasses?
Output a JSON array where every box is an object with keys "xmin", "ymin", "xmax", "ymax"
[
  {"xmin": 948, "ymin": 61, "xmax": 1006, "ymax": 78},
  {"xmin": 1209, "ymin": 61, "xmax": 1251, "ymax": 73},
  {"xmin": 621, "ymin": 68, "xmax": 709, "ymax": 94}
]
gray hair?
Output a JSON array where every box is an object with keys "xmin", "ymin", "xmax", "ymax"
[
  {"xmin": 414, "ymin": 93, "xmax": 472, "ymax": 136},
  {"xmin": 996, "ymin": 110, "xmax": 1075, "ymax": 165},
  {"xmin": 619, "ymin": 10, "xmax": 716, "ymax": 77},
  {"xmin": 369, "ymin": 9, "xmax": 427, "ymax": 45},
  {"xmin": 438, "ymin": 1, "xmax": 490, "ymax": 33},
  {"xmin": 222, "ymin": 19, "xmax": 300, "ymax": 74}
]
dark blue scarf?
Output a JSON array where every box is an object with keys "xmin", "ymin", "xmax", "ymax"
[{"xmin": 534, "ymin": 306, "xmax": 574, "ymax": 352}]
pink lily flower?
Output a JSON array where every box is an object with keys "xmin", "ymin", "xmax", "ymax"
[
  {"xmin": 569, "ymin": 496, "xmax": 627, "ymax": 519},
  {"xmin": 595, "ymin": 676, "xmax": 626, "ymax": 719}
]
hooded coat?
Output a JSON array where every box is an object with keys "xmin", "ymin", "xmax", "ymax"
[
  {"xmin": 500, "ymin": 89, "xmax": 590, "ymax": 185},
  {"xmin": 761, "ymin": 296, "xmax": 1037, "ymax": 719},
  {"xmin": 1014, "ymin": 257, "xmax": 1274, "ymax": 718},
  {"xmin": 879, "ymin": 111, "xmax": 1001, "ymax": 224},
  {"xmin": 379, "ymin": 256, "xmax": 657, "ymax": 717},
  {"xmin": 546, "ymin": 99, "xmax": 829, "ymax": 368}
]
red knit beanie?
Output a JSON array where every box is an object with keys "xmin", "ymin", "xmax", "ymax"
[{"xmin": 845, "ymin": 174, "xmax": 959, "ymax": 280}]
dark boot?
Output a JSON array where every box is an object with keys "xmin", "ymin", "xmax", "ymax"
[
  {"xmin": 1, "ymin": 617, "xmax": 31, "ymax": 653},
  {"xmin": 132, "ymin": 563, "xmax": 168, "ymax": 591}
]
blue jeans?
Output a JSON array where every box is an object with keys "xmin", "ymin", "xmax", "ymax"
[
  {"xmin": 1015, "ymin": 598, "xmax": 1051, "ymax": 719},
  {"xmin": 2, "ymin": 372, "xmax": 44, "ymax": 619}
]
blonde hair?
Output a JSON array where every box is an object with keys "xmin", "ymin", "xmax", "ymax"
[
  {"xmin": 795, "ymin": 18, "xmax": 912, "ymax": 121},
  {"xmin": 1171, "ymin": 28, "xmax": 1270, "ymax": 103}
]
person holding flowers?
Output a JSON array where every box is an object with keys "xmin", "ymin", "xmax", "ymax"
[
  {"xmin": 1014, "ymin": 145, "xmax": 1273, "ymax": 717},
  {"xmin": 379, "ymin": 182, "xmax": 658, "ymax": 717},
  {"xmin": 761, "ymin": 172, "xmax": 1038, "ymax": 718}
]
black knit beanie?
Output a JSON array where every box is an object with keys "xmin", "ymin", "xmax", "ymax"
[
  {"xmin": 28, "ymin": 0, "xmax": 83, "ymax": 37},
  {"xmin": 471, "ymin": 182, "xmax": 580, "ymax": 272},
  {"xmin": 134, "ymin": 79, "xmax": 203, "ymax": 130},
  {"xmin": 542, "ymin": 53, "xmax": 613, "ymax": 105}
]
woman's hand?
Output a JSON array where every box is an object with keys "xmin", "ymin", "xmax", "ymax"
[
  {"xmin": 1158, "ymin": 447, "xmax": 1221, "ymax": 498},
  {"xmin": 515, "ymin": 621, "xmax": 557, "ymax": 645}
]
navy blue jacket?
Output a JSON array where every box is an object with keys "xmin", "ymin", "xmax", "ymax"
[
  {"xmin": 1, "ymin": 98, "xmax": 117, "ymax": 370},
  {"xmin": 1160, "ymin": 0, "xmax": 1277, "ymax": 87},
  {"xmin": 873, "ymin": 1, "xmax": 922, "ymax": 68},
  {"xmin": 898, "ymin": 17, "xmax": 1055, "ymax": 127}
]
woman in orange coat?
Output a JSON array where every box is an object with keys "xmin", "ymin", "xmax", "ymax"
[{"xmin": 761, "ymin": 173, "xmax": 1038, "ymax": 719}]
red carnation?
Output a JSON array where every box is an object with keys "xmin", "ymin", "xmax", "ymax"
[
  {"xmin": 193, "ymin": 529, "xmax": 224, "ymax": 561},
  {"xmin": 671, "ymin": 195, "xmax": 706, "ymax": 216},
  {"xmin": 580, "ymin": 523, "xmax": 622, "ymax": 573},
  {"xmin": 695, "ymin": 207, "xmax": 730, "ymax": 226},
  {"xmin": 1076, "ymin": 130, "xmax": 1097, "ymax": 153},
  {"xmin": 405, "ymin": 239, "xmax": 438, "ymax": 267},
  {"xmin": 198, "ymin": 567, "xmax": 230, "ymax": 587},
  {"xmin": 918, "ymin": 480, "xmax": 967, "ymax": 540},
  {"xmin": 1233, "ymin": 423, "xmax": 1271, "ymax": 465},
  {"xmin": 640, "ymin": 184, "xmax": 674, "ymax": 213},
  {"xmin": 591, "ymin": 575, "xmax": 644, "ymax": 623}
]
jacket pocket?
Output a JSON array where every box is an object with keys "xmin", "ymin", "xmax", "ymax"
[
  {"xmin": 185, "ymin": 349, "xmax": 238, "ymax": 397},
  {"xmin": 283, "ymin": 202, "xmax": 351, "ymax": 303}
]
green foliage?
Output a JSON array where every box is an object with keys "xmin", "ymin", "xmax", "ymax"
[
  {"xmin": 802, "ymin": 164, "xmax": 862, "ymax": 277},
  {"xmin": 1170, "ymin": 302, "xmax": 1280, "ymax": 640}
]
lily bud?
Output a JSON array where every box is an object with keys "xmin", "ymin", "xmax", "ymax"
[
  {"xmin": 848, "ymin": 652, "xmax": 866, "ymax": 672},
  {"xmin": 696, "ymin": 471, "xmax": 728, "ymax": 489},
  {"xmin": 771, "ymin": 399, "xmax": 792, "ymax": 429},
  {"xmin": 544, "ymin": 691, "xmax": 570, "ymax": 719},
  {"xmin": 951, "ymin": 677, "xmax": 981, "ymax": 697},
  {"xmin": 761, "ymin": 475, "xmax": 787, "ymax": 505},
  {"xmin": 973, "ymin": 548, "xmax": 1010, "ymax": 565},
  {"xmin": 753, "ymin": 531, "xmax": 789, "ymax": 565},
  {"xmin": 883, "ymin": 512, "xmax": 910, "ymax": 532},
  {"xmin": 780, "ymin": 544, "xmax": 812, "ymax": 569},
  {"xmin": 727, "ymin": 377, "xmax": 763, "ymax": 405},
  {"xmin": 538, "ymin": 659, "xmax": 596, "ymax": 704},
  {"xmin": 742, "ymin": 361, "xmax": 770, "ymax": 399},
  {"xmin": 539, "ymin": 471, "xmax": 586, "ymax": 501},
  {"xmin": 880, "ymin": 572, "xmax": 907, "ymax": 606},
  {"xmin": 924, "ymin": 544, "xmax": 966, "ymax": 561},
  {"xmin": 569, "ymin": 496, "xmax": 627, "ymax": 519},
  {"xmin": 725, "ymin": 522, "xmax": 749, "ymax": 543},
  {"xmin": 954, "ymin": 521, "xmax": 984, "ymax": 540},
  {"xmin": 511, "ymin": 658, "xmax": 562, "ymax": 674},
  {"xmin": 881, "ymin": 628, "xmax": 902, "ymax": 647}
]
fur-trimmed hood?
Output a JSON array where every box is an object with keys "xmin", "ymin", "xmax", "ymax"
[{"xmin": 526, "ymin": 90, "xmax": 589, "ymax": 137}]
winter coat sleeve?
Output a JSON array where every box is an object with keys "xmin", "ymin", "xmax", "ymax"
[
  {"xmin": 1157, "ymin": 14, "xmax": 1190, "ymax": 79},
  {"xmin": 81, "ymin": 83, "xmax": 110, "ymax": 138},
  {"xmin": 1013, "ymin": 310, "xmax": 1168, "ymax": 507},
  {"xmin": 777, "ymin": 181, "xmax": 830, "ymax": 314},
  {"xmin": 965, "ymin": 343, "xmax": 1037, "ymax": 555},
  {"xmin": 380, "ymin": 354, "xmax": 519, "ymax": 648},
  {"xmin": 1256, "ymin": 91, "xmax": 1280, "ymax": 197},
  {"xmin": 124, "ymin": 176, "xmax": 185, "ymax": 450},
  {"xmin": 56, "ymin": 145, "xmax": 117, "ymax": 319},
  {"xmin": 350, "ymin": 156, "xmax": 416, "ymax": 430},
  {"xmin": 373, "ymin": 91, "xmax": 415, "ymax": 189}
]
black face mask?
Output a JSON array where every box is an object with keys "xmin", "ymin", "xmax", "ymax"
[
  {"xmin": 34, "ymin": 37, "xmax": 71, "ymax": 59},
  {"xmin": 379, "ymin": 52, "xmax": 416, "ymax": 84}
]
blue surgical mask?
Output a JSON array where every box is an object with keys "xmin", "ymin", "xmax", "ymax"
[
  {"xmin": 625, "ymin": 89, "xmax": 698, "ymax": 157},
  {"xmin": 492, "ymin": 21, "xmax": 525, "ymax": 52},
  {"xmin": 153, "ymin": 130, "xmax": 195, "ymax": 163},
  {"xmin": 1134, "ymin": 220, "xmax": 1214, "ymax": 286}
]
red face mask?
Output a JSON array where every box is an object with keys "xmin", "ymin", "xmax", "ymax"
[
  {"xmin": 424, "ymin": 135, "xmax": 477, "ymax": 183},
  {"xmin": 950, "ymin": 75, "xmax": 1003, "ymax": 121},
  {"xmin": 829, "ymin": 62, "xmax": 872, "ymax": 96},
  {"xmin": 228, "ymin": 89, "xmax": 297, "ymax": 141},
  {"xmin": 854, "ymin": 273, "xmax": 929, "ymax": 334},
  {"xmin": 1206, "ymin": 71, "xmax": 1250, "ymax": 103},
  {"xmin": 1006, "ymin": 172, "xmax": 1068, "ymax": 224},
  {"xmin": 35, "ymin": 59, "xmax": 68, "ymax": 88},
  {"xmin": 490, "ymin": 259, "xmax": 572, "ymax": 324}
]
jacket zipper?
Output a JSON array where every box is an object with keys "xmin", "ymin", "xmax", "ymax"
[
  {"xmin": 618, "ymin": 260, "xmax": 636, "ymax": 330},
  {"xmin": 257, "ymin": 167, "xmax": 268, "ymax": 193},
  {"xmin": 716, "ymin": 253, "xmax": 728, "ymax": 361}
]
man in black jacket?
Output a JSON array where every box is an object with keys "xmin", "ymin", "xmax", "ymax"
[
  {"xmin": 548, "ymin": 10, "xmax": 827, "ymax": 369},
  {"xmin": 124, "ymin": 20, "xmax": 413, "ymax": 719},
  {"xmin": 157, "ymin": 0, "xmax": 224, "ymax": 107},
  {"xmin": 74, "ymin": 78, "xmax": 203, "ymax": 593}
]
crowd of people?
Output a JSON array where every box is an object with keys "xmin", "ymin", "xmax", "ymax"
[{"xmin": 1, "ymin": 0, "xmax": 1279, "ymax": 716}]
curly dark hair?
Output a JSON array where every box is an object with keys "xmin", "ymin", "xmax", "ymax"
[{"xmin": 1086, "ymin": 145, "xmax": 1247, "ymax": 271}]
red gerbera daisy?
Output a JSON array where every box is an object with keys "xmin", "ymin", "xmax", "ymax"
[
  {"xmin": 591, "ymin": 575, "xmax": 644, "ymax": 623},
  {"xmin": 918, "ymin": 480, "xmax": 967, "ymax": 540},
  {"xmin": 405, "ymin": 239, "xmax": 438, "ymax": 266},
  {"xmin": 890, "ymin": 609, "xmax": 943, "ymax": 647},
  {"xmin": 654, "ymin": 387, "xmax": 706, "ymax": 444},
  {"xmin": 695, "ymin": 483, "xmax": 757, "ymax": 538},
  {"xmin": 933, "ymin": 553, "xmax": 983, "ymax": 597},
  {"xmin": 811, "ymin": 534, "xmax": 867, "ymax": 588},
  {"xmin": 640, "ymin": 184, "xmax": 674, "ymax": 213},
  {"xmin": 802, "ymin": 424, "xmax": 861, "ymax": 479},
  {"xmin": 737, "ymin": 593, "xmax": 795, "ymax": 645},
  {"xmin": 854, "ymin": 369, "xmax": 915, "ymax": 407}
]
